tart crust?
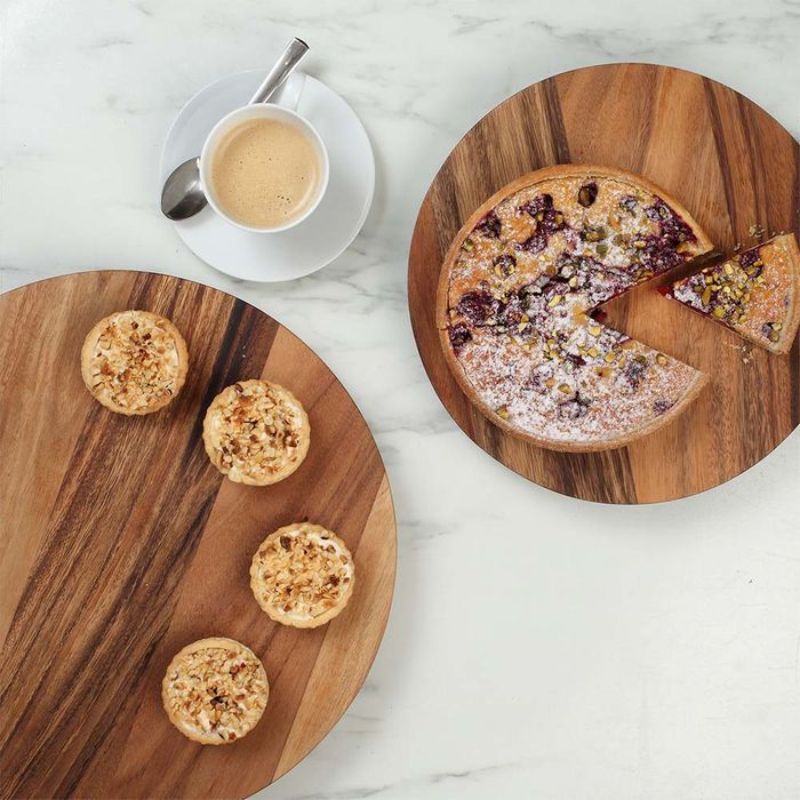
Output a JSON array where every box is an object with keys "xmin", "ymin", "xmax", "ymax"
[
  {"xmin": 436, "ymin": 164, "xmax": 713, "ymax": 452},
  {"xmin": 161, "ymin": 637, "xmax": 269, "ymax": 745},
  {"xmin": 250, "ymin": 522, "xmax": 355, "ymax": 629},
  {"xmin": 670, "ymin": 233, "xmax": 800, "ymax": 355},
  {"xmin": 202, "ymin": 379, "xmax": 310, "ymax": 486},
  {"xmin": 80, "ymin": 310, "xmax": 188, "ymax": 415}
]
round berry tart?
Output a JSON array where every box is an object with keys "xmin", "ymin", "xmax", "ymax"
[
  {"xmin": 437, "ymin": 165, "xmax": 713, "ymax": 451},
  {"xmin": 161, "ymin": 637, "xmax": 269, "ymax": 745},
  {"xmin": 81, "ymin": 310, "xmax": 188, "ymax": 415},
  {"xmin": 202, "ymin": 379, "xmax": 310, "ymax": 486},
  {"xmin": 668, "ymin": 233, "xmax": 799, "ymax": 355},
  {"xmin": 250, "ymin": 522, "xmax": 355, "ymax": 629}
]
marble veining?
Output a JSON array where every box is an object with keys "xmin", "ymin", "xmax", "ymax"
[{"xmin": 1, "ymin": 0, "xmax": 799, "ymax": 798}]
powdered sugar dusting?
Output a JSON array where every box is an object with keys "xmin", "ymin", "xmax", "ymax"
[{"xmin": 442, "ymin": 171, "xmax": 710, "ymax": 446}]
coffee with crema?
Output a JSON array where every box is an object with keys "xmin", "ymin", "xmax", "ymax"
[{"xmin": 210, "ymin": 118, "xmax": 322, "ymax": 229}]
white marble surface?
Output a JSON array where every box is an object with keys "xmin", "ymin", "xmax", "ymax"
[{"xmin": 2, "ymin": 0, "xmax": 799, "ymax": 797}]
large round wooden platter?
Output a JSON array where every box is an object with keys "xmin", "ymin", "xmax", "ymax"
[
  {"xmin": 409, "ymin": 63, "xmax": 799, "ymax": 503},
  {"xmin": 0, "ymin": 271, "xmax": 396, "ymax": 798}
]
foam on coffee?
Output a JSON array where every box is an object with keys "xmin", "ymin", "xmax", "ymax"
[{"xmin": 210, "ymin": 118, "xmax": 321, "ymax": 229}]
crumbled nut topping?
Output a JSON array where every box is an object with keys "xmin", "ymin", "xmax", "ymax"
[
  {"xmin": 251, "ymin": 524, "xmax": 354, "ymax": 624},
  {"xmin": 672, "ymin": 235, "xmax": 797, "ymax": 351},
  {"xmin": 86, "ymin": 311, "xmax": 183, "ymax": 410},
  {"xmin": 678, "ymin": 251, "xmax": 764, "ymax": 324},
  {"xmin": 163, "ymin": 641, "xmax": 268, "ymax": 743},
  {"xmin": 204, "ymin": 380, "xmax": 308, "ymax": 483}
]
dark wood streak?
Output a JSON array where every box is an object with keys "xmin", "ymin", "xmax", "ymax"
[
  {"xmin": 470, "ymin": 118, "xmax": 495, "ymax": 199},
  {"xmin": 703, "ymin": 78, "xmax": 739, "ymax": 237},
  {"xmin": 475, "ymin": 410, "xmax": 504, "ymax": 461},
  {"xmin": 431, "ymin": 164, "xmax": 465, "ymax": 251},
  {"xmin": 542, "ymin": 77, "xmax": 571, "ymax": 164},
  {"xmin": 128, "ymin": 270, "xmax": 180, "ymax": 319},
  {"xmin": 55, "ymin": 492, "xmax": 221, "ymax": 799},
  {"xmin": 184, "ymin": 298, "xmax": 278, "ymax": 459},
  {"xmin": 517, "ymin": 87, "xmax": 551, "ymax": 168},
  {"xmin": 598, "ymin": 450, "xmax": 637, "ymax": 505},
  {"xmin": 1, "ymin": 405, "xmax": 107, "ymax": 647},
  {"xmin": 632, "ymin": 66, "xmax": 656, "ymax": 174},
  {"xmin": 0, "ymin": 408, "xmax": 146, "ymax": 732},
  {"xmin": 736, "ymin": 91, "xmax": 768, "ymax": 230}
]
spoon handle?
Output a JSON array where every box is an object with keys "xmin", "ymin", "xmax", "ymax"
[{"xmin": 249, "ymin": 38, "xmax": 309, "ymax": 105}]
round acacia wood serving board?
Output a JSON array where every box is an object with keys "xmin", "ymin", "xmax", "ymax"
[
  {"xmin": 0, "ymin": 270, "xmax": 396, "ymax": 799},
  {"xmin": 409, "ymin": 63, "xmax": 800, "ymax": 504}
]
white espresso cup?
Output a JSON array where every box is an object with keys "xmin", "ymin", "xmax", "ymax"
[{"xmin": 199, "ymin": 99, "xmax": 329, "ymax": 234}]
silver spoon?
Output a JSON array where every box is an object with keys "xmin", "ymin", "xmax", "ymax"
[{"xmin": 160, "ymin": 37, "xmax": 309, "ymax": 221}]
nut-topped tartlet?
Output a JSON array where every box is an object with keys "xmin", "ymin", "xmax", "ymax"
[
  {"xmin": 80, "ymin": 310, "xmax": 188, "ymax": 414},
  {"xmin": 161, "ymin": 637, "xmax": 269, "ymax": 745},
  {"xmin": 202, "ymin": 379, "xmax": 310, "ymax": 485},
  {"xmin": 668, "ymin": 233, "xmax": 800, "ymax": 355},
  {"xmin": 250, "ymin": 523, "xmax": 355, "ymax": 629},
  {"xmin": 438, "ymin": 165, "xmax": 713, "ymax": 451}
]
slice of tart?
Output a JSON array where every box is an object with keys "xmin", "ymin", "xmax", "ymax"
[
  {"xmin": 162, "ymin": 637, "xmax": 269, "ymax": 745},
  {"xmin": 250, "ymin": 522, "xmax": 355, "ymax": 629},
  {"xmin": 81, "ymin": 310, "xmax": 188, "ymax": 414},
  {"xmin": 437, "ymin": 165, "xmax": 713, "ymax": 452},
  {"xmin": 667, "ymin": 234, "xmax": 799, "ymax": 355},
  {"xmin": 203, "ymin": 379, "xmax": 310, "ymax": 486}
]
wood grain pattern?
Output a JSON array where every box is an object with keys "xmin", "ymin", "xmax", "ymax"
[
  {"xmin": 408, "ymin": 63, "xmax": 800, "ymax": 503},
  {"xmin": 0, "ymin": 271, "xmax": 397, "ymax": 799}
]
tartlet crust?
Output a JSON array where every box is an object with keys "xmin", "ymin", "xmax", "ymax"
[
  {"xmin": 250, "ymin": 523, "xmax": 355, "ymax": 629},
  {"xmin": 80, "ymin": 310, "xmax": 188, "ymax": 415},
  {"xmin": 436, "ymin": 164, "xmax": 713, "ymax": 452},
  {"xmin": 202, "ymin": 379, "xmax": 311, "ymax": 486},
  {"xmin": 161, "ymin": 637, "xmax": 269, "ymax": 746}
]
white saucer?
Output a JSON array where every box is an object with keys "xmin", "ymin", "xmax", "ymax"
[{"xmin": 160, "ymin": 70, "xmax": 375, "ymax": 282}]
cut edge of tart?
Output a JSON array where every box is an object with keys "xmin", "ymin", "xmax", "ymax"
[
  {"xmin": 436, "ymin": 164, "xmax": 714, "ymax": 452},
  {"xmin": 667, "ymin": 233, "xmax": 800, "ymax": 355},
  {"xmin": 250, "ymin": 522, "xmax": 355, "ymax": 629},
  {"xmin": 161, "ymin": 637, "xmax": 269, "ymax": 746},
  {"xmin": 80, "ymin": 310, "xmax": 188, "ymax": 415},
  {"xmin": 202, "ymin": 379, "xmax": 311, "ymax": 486}
]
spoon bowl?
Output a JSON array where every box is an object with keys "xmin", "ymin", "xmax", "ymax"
[{"xmin": 161, "ymin": 157, "xmax": 206, "ymax": 220}]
